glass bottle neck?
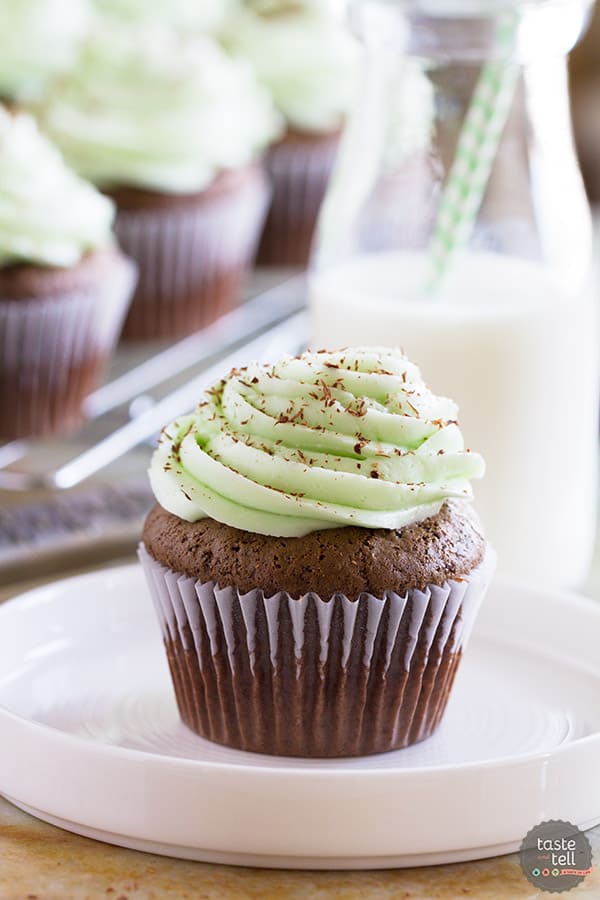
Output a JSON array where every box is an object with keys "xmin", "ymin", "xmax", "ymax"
[{"xmin": 349, "ymin": 0, "xmax": 592, "ymax": 61}]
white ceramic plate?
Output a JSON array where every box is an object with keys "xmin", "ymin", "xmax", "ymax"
[{"xmin": 0, "ymin": 565, "xmax": 599, "ymax": 870}]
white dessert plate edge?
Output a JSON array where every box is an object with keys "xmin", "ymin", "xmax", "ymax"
[{"xmin": 0, "ymin": 564, "xmax": 599, "ymax": 869}]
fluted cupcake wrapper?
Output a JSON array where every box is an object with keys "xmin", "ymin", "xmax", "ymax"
[
  {"xmin": 257, "ymin": 130, "xmax": 340, "ymax": 267},
  {"xmin": 115, "ymin": 166, "xmax": 270, "ymax": 341},
  {"xmin": 0, "ymin": 253, "xmax": 136, "ymax": 441},
  {"xmin": 139, "ymin": 543, "xmax": 495, "ymax": 758}
]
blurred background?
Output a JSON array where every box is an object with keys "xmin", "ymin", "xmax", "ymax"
[
  {"xmin": 572, "ymin": 3, "xmax": 600, "ymax": 203},
  {"xmin": 1, "ymin": 0, "xmax": 600, "ymax": 593}
]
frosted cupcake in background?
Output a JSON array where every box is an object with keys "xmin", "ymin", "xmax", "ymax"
[
  {"xmin": 42, "ymin": 24, "xmax": 281, "ymax": 340},
  {"xmin": 140, "ymin": 346, "xmax": 494, "ymax": 757},
  {"xmin": 0, "ymin": 108, "xmax": 135, "ymax": 440},
  {"xmin": 0, "ymin": 0, "xmax": 89, "ymax": 103},
  {"xmin": 91, "ymin": 0, "xmax": 236, "ymax": 34},
  {"xmin": 225, "ymin": 0, "xmax": 360, "ymax": 267}
]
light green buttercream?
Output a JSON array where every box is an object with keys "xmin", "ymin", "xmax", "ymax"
[
  {"xmin": 0, "ymin": 108, "xmax": 115, "ymax": 267},
  {"xmin": 149, "ymin": 347, "xmax": 485, "ymax": 537},
  {"xmin": 224, "ymin": 1, "xmax": 359, "ymax": 133},
  {"xmin": 92, "ymin": 0, "xmax": 235, "ymax": 33},
  {"xmin": 0, "ymin": 0, "xmax": 89, "ymax": 101},
  {"xmin": 43, "ymin": 25, "xmax": 282, "ymax": 193}
]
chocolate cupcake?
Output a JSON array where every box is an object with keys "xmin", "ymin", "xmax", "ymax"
[
  {"xmin": 0, "ymin": 109, "xmax": 135, "ymax": 440},
  {"xmin": 43, "ymin": 24, "xmax": 281, "ymax": 340},
  {"xmin": 224, "ymin": 1, "xmax": 359, "ymax": 267},
  {"xmin": 258, "ymin": 127, "xmax": 341, "ymax": 267},
  {"xmin": 140, "ymin": 347, "xmax": 493, "ymax": 757}
]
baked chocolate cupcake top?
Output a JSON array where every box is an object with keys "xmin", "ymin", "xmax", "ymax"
[
  {"xmin": 149, "ymin": 347, "xmax": 485, "ymax": 538},
  {"xmin": 143, "ymin": 499, "xmax": 486, "ymax": 597}
]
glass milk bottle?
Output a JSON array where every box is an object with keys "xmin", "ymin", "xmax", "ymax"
[{"xmin": 310, "ymin": 0, "xmax": 598, "ymax": 588}]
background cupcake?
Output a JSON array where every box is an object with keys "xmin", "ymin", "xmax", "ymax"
[
  {"xmin": 225, "ymin": 0, "xmax": 359, "ymax": 267},
  {"xmin": 0, "ymin": 0, "xmax": 90, "ymax": 104},
  {"xmin": 0, "ymin": 108, "xmax": 135, "ymax": 440},
  {"xmin": 42, "ymin": 23, "xmax": 281, "ymax": 340},
  {"xmin": 140, "ymin": 347, "xmax": 493, "ymax": 758}
]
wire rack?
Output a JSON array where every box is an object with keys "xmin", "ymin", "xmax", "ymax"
[
  {"xmin": 0, "ymin": 273, "xmax": 309, "ymax": 581},
  {"xmin": 0, "ymin": 273, "xmax": 309, "ymax": 493}
]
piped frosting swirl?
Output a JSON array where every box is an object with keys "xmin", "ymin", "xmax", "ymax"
[
  {"xmin": 150, "ymin": 347, "xmax": 485, "ymax": 537},
  {"xmin": 0, "ymin": 0, "xmax": 89, "ymax": 101},
  {"xmin": 224, "ymin": 0, "xmax": 359, "ymax": 133},
  {"xmin": 43, "ymin": 24, "xmax": 282, "ymax": 193},
  {"xmin": 0, "ymin": 108, "xmax": 114, "ymax": 267}
]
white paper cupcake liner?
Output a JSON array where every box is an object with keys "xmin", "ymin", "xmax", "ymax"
[
  {"xmin": 139, "ymin": 542, "xmax": 495, "ymax": 758},
  {"xmin": 257, "ymin": 130, "xmax": 340, "ymax": 267},
  {"xmin": 114, "ymin": 165, "xmax": 270, "ymax": 341},
  {"xmin": 0, "ymin": 252, "xmax": 135, "ymax": 440}
]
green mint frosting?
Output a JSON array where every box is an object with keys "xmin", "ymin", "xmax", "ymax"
[
  {"xmin": 149, "ymin": 348, "xmax": 485, "ymax": 537},
  {"xmin": 224, "ymin": 1, "xmax": 359, "ymax": 133},
  {"xmin": 0, "ymin": 108, "xmax": 115, "ymax": 267},
  {"xmin": 92, "ymin": 0, "xmax": 235, "ymax": 33},
  {"xmin": 0, "ymin": 0, "xmax": 89, "ymax": 102},
  {"xmin": 43, "ymin": 24, "xmax": 282, "ymax": 194}
]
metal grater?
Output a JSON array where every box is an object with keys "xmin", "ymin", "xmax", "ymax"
[{"xmin": 0, "ymin": 482, "xmax": 154, "ymax": 585}]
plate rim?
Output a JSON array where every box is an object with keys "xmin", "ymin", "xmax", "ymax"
[
  {"xmin": 11, "ymin": 797, "xmax": 600, "ymax": 870},
  {"xmin": 3, "ymin": 564, "xmax": 600, "ymax": 867}
]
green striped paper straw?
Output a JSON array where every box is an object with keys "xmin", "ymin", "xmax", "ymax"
[{"xmin": 426, "ymin": 14, "xmax": 520, "ymax": 295}]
